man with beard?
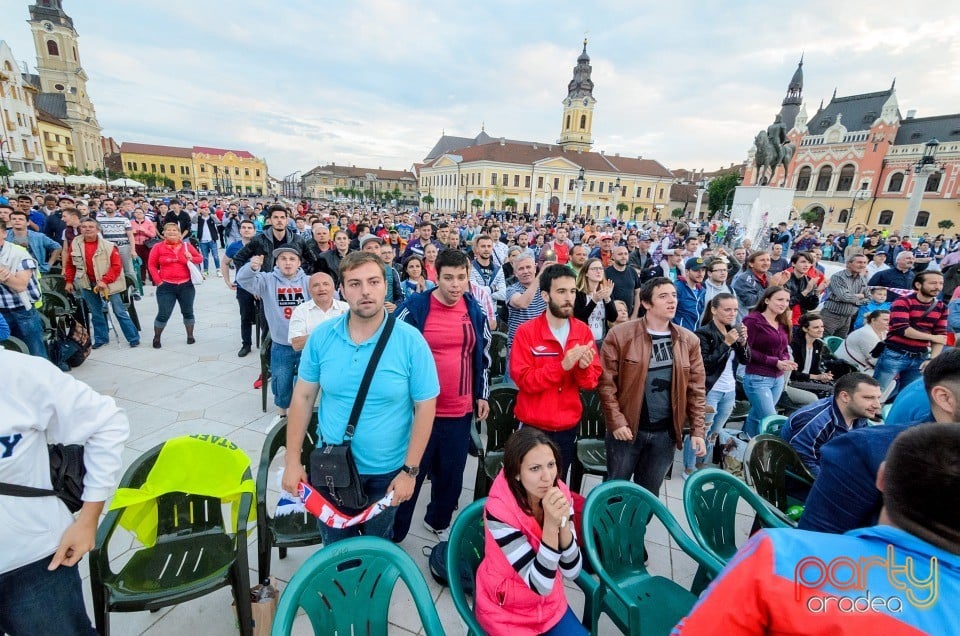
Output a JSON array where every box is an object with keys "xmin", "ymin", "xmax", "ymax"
[
  {"xmin": 469, "ymin": 235, "xmax": 506, "ymax": 302},
  {"xmin": 510, "ymin": 264, "xmax": 602, "ymax": 479},
  {"xmin": 568, "ymin": 244, "xmax": 588, "ymax": 279},
  {"xmin": 800, "ymin": 347, "xmax": 960, "ymax": 534}
]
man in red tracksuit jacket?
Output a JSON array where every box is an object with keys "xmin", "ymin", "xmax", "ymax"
[{"xmin": 511, "ymin": 264, "xmax": 602, "ymax": 480}]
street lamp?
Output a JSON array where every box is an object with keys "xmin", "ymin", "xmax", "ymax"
[
  {"xmin": 574, "ymin": 167, "xmax": 586, "ymax": 218},
  {"xmin": 0, "ymin": 137, "xmax": 10, "ymax": 187},
  {"xmin": 612, "ymin": 176, "xmax": 621, "ymax": 219},
  {"xmin": 694, "ymin": 178, "xmax": 709, "ymax": 220},
  {"xmin": 902, "ymin": 138, "xmax": 941, "ymax": 241},
  {"xmin": 843, "ymin": 187, "xmax": 870, "ymax": 232},
  {"xmin": 543, "ymin": 181, "xmax": 553, "ymax": 219}
]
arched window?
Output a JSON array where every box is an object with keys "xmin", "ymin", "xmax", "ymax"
[
  {"xmin": 566, "ymin": 114, "xmax": 571, "ymax": 129},
  {"xmin": 837, "ymin": 209, "xmax": 850, "ymax": 223},
  {"xmin": 815, "ymin": 165, "xmax": 833, "ymax": 191},
  {"xmin": 796, "ymin": 166, "xmax": 812, "ymax": 190},
  {"xmin": 46, "ymin": 40, "xmax": 59, "ymax": 56},
  {"xmin": 916, "ymin": 211, "xmax": 930, "ymax": 227},
  {"xmin": 878, "ymin": 210, "xmax": 894, "ymax": 225},
  {"xmin": 925, "ymin": 172, "xmax": 942, "ymax": 192},
  {"xmin": 836, "ymin": 164, "xmax": 856, "ymax": 192},
  {"xmin": 887, "ymin": 172, "xmax": 904, "ymax": 192},
  {"xmin": 580, "ymin": 114, "xmax": 586, "ymax": 129}
]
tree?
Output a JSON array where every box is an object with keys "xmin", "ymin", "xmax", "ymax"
[
  {"xmin": 471, "ymin": 198, "xmax": 483, "ymax": 211},
  {"xmin": 671, "ymin": 207, "xmax": 685, "ymax": 218},
  {"xmin": 0, "ymin": 165, "xmax": 12, "ymax": 179},
  {"xmin": 421, "ymin": 193, "xmax": 434, "ymax": 209},
  {"xmin": 800, "ymin": 209, "xmax": 822, "ymax": 224},
  {"xmin": 503, "ymin": 197, "xmax": 518, "ymax": 211},
  {"xmin": 162, "ymin": 178, "xmax": 175, "ymax": 189},
  {"xmin": 633, "ymin": 205, "xmax": 645, "ymax": 218},
  {"xmin": 617, "ymin": 202, "xmax": 629, "ymax": 215},
  {"xmin": 707, "ymin": 171, "xmax": 742, "ymax": 214},
  {"xmin": 62, "ymin": 166, "xmax": 80, "ymax": 176},
  {"xmin": 938, "ymin": 219, "xmax": 955, "ymax": 230}
]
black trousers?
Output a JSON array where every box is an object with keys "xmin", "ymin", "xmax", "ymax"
[{"xmin": 236, "ymin": 286, "xmax": 257, "ymax": 347}]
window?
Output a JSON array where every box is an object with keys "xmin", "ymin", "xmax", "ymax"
[
  {"xmin": 184, "ymin": 166, "xmax": 190, "ymax": 174},
  {"xmin": 568, "ymin": 180, "xmax": 574, "ymax": 191},
  {"xmin": 598, "ymin": 182, "xmax": 605, "ymax": 193},
  {"xmin": 150, "ymin": 163, "xmax": 156, "ymax": 172},
  {"xmin": 160, "ymin": 164, "xmax": 166, "ymax": 173},
  {"xmin": 566, "ymin": 114, "xmax": 571, "ymax": 129},
  {"xmin": 245, "ymin": 168, "xmax": 250, "ymax": 177},
  {"xmin": 141, "ymin": 163, "xmax": 146, "ymax": 171},
  {"xmin": 646, "ymin": 187, "xmax": 652, "ymax": 198},
  {"xmin": 636, "ymin": 187, "xmax": 641, "ymax": 197},
  {"xmin": 878, "ymin": 210, "xmax": 894, "ymax": 225},
  {"xmin": 491, "ymin": 173, "xmax": 497, "ymax": 185},
  {"xmin": 814, "ymin": 165, "xmax": 833, "ymax": 191},
  {"xmin": 659, "ymin": 188, "xmax": 664, "ymax": 199},
  {"xmin": 47, "ymin": 151, "xmax": 54, "ymax": 160},
  {"xmin": 524, "ymin": 175, "xmax": 530, "ymax": 188},
  {"xmin": 836, "ymin": 164, "xmax": 855, "ymax": 192},
  {"xmin": 554, "ymin": 177, "xmax": 559, "ymax": 190},
  {"xmin": 46, "ymin": 40, "xmax": 59, "ymax": 56},
  {"xmin": 170, "ymin": 164, "xmax": 175, "ymax": 174},
  {"xmin": 200, "ymin": 165, "xmax": 207, "ymax": 173},
  {"xmin": 589, "ymin": 180, "xmax": 595, "ymax": 192},
  {"xmin": 925, "ymin": 172, "xmax": 942, "ymax": 192},
  {"xmin": 916, "ymin": 211, "xmax": 930, "ymax": 227},
  {"xmin": 513, "ymin": 174, "xmax": 519, "ymax": 187},
  {"xmin": 796, "ymin": 166, "xmax": 812, "ymax": 190},
  {"xmin": 255, "ymin": 169, "xmax": 260, "ymax": 177},
  {"xmin": 837, "ymin": 209, "xmax": 850, "ymax": 223},
  {"xmin": 502, "ymin": 173, "xmax": 508, "ymax": 185},
  {"xmin": 235, "ymin": 167, "xmax": 240, "ymax": 176},
  {"xmin": 538, "ymin": 176, "xmax": 544, "ymax": 189},
  {"xmin": 580, "ymin": 114, "xmax": 586, "ymax": 129}
]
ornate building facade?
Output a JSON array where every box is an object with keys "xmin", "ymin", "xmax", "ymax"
[{"xmin": 0, "ymin": 40, "xmax": 44, "ymax": 174}]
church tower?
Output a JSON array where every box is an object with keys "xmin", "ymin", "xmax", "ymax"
[
  {"xmin": 778, "ymin": 56, "xmax": 804, "ymax": 131},
  {"xmin": 27, "ymin": 0, "xmax": 103, "ymax": 170},
  {"xmin": 558, "ymin": 40, "xmax": 595, "ymax": 152}
]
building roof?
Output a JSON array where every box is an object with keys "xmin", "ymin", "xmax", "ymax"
[
  {"xmin": 426, "ymin": 140, "xmax": 674, "ymax": 179},
  {"xmin": 120, "ymin": 142, "xmax": 193, "ymax": 158},
  {"xmin": 192, "ymin": 146, "xmax": 256, "ymax": 159},
  {"xmin": 423, "ymin": 129, "xmax": 543, "ymax": 161},
  {"xmin": 302, "ymin": 164, "xmax": 415, "ymax": 181},
  {"xmin": 35, "ymin": 92, "xmax": 67, "ymax": 119},
  {"xmin": 805, "ymin": 88, "xmax": 896, "ymax": 134},
  {"xmin": 36, "ymin": 107, "xmax": 69, "ymax": 129},
  {"xmin": 893, "ymin": 114, "xmax": 960, "ymax": 146},
  {"xmin": 21, "ymin": 72, "xmax": 41, "ymax": 90}
]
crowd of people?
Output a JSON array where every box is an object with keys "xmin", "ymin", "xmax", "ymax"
[{"xmin": 1, "ymin": 184, "xmax": 959, "ymax": 635}]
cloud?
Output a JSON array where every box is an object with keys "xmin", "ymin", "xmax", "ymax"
[{"xmin": 2, "ymin": 0, "xmax": 957, "ymax": 176}]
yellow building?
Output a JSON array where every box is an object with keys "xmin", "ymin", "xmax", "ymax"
[
  {"xmin": 418, "ymin": 42, "xmax": 675, "ymax": 219},
  {"xmin": 36, "ymin": 106, "xmax": 75, "ymax": 172},
  {"xmin": 192, "ymin": 146, "xmax": 267, "ymax": 195},
  {"xmin": 120, "ymin": 142, "xmax": 194, "ymax": 190},
  {"xmin": 301, "ymin": 163, "xmax": 417, "ymax": 203}
]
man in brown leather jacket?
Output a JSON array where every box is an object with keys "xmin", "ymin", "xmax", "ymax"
[{"xmin": 598, "ymin": 276, "xmax": 707, "ymax": 495}]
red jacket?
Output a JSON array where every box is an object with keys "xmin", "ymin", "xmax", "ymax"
[{"xmin": 511, "ymin": 313, "xmax": 601, "ymax": 430}]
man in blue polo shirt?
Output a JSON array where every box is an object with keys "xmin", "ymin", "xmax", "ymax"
[{"xmin": 282, "ymin": 251, "xmax": 439, "ymax": 545}]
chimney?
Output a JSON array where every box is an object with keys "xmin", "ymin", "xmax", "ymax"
[
  {"xmin": 615, "ymin": 152, "xmax": 620, "ymax": 157},
  {"xmin": 906, "ymin": 109, "xmax": 917, "ymax": 119},
  {"xmin": 600, "ymin": 150, "xmax": 605, "ymax": 155},
  {"xmin": 637, "ymin": 155, "xmax": 643, "ymax": 160},
  {"xmin": 378, "ymin": 166, "xmax": 382, "ymax": 170},
  {"xmin": 532, "ymin": 143, "xmax": 538, "ymax": 149},
  {"xmin": 499, "ymin": 137, "xmax": 505, "ymax": 146}
]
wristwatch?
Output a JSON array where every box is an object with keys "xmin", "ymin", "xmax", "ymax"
[{"xmin": 401, "ymin": 464, "xmax": 419, "ymax": 477}]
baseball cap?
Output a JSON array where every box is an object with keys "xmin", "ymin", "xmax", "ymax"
[
  {"xmin": 199, "ymin": 202, "xmax": 209, "ymax": 208},
  {"xmin": 600, "ymin": 233, "xmax": 613, "ymax": 241},
  {"xmin": 685, "ymin": 257, "xmax": 705, "ymax": 271},
  {"xmin": 273, "ymin": 246, "xmax": 302, "ymax": 260},
  {"xmin": 58, "ymin": 194, "xmax": 75, "ymax": 203},
  {"xmin": 360, "ymin": 234, "xmax": 384, "ymax": 248},
  {"xmin": 638, "ymin": 233, "xmax": 652, "ymax": 241}
]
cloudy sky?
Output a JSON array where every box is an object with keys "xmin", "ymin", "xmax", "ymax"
[{"xmin": 4, "ymin": 0, "xmax": 959, "ymax": 176}]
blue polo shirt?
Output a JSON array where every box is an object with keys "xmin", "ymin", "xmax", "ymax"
[{"xmin": 299, "ymin": 310, "xmax": 439, "ymax": 474}]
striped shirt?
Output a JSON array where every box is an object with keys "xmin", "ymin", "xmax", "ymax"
[
  {"xmin": 506, "ymin": 281, "xmax": 546, "ymax": 350},
  {"xmin": 823, "ymin": 269, "xmax": 869, "ymax": 317},
  {"xmin": 0, "ymin": 241, "xmax": 41, "ymax": 310},
  {"xmin": 886, "ymin": 293, "xmax": 947, "ymax": 354},
  {"xmin": 486, "ymin": 511, "xmax": 582, "ymax": 595}
]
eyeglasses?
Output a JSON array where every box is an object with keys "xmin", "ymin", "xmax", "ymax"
[{"xmin": 587, "ymin": 266, "xmax": 604, "ymax": 272}]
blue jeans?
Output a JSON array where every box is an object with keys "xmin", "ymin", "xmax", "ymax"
[
  {"xmin": 605, "ymin": 428, "xmax": 676, "ymax": 496},
  {"xmin": 80, "ymin": 288, "xmax": 140, "ymax": 346},
  {"xmin": 683, "ymin": 388, "xmax": 736, "ymax": 470},
  {"xmin": 392, "ymin": 412, "xmax": 473, "ymax": 542},
  {"xmin": 199, "ymin": 241, "xmax": 220, "ymax": 273},
  {"xmin": 0, "ymin": 554, "xmax": 96, "ymax": 635},
  {"xmin": 873, "ymin": 347, "xmax": 925, "ymax": 401},
  {"xmin": 542, "ymin": 606, "xmax": 588, "ymax": 635},
  {"xmin": 0, "ymin": 306, "xmax": 47, "ymax": 359},
  {"xmin": 270, "ymin": 342, "xmax": 300, "ymax": 409},
  {"xmin": 316, "ymin": 470, "xmax": 400, "ymax": 546},
  {"xmin": 154, "ymin": 281, "xmax": 195, "ymax": 328},
  {"xmin": 743, "ymin": 374, "xmax": 786, "ymax": 437}
]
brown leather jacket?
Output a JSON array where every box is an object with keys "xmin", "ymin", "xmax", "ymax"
[{"xmin": 598, "ymin": 318, "xmax": 706, "ymax": 449}]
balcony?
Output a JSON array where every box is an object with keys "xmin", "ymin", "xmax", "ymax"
[
  {"xmin": 4, "ymin": 120, "xmax": 15, "ymax": 132},
  {"xmin": 44, "ymin": 137, "xmax": 56, "ymax": 147},
  {"xmin": 31, "ymin": 125, "xmax": 39, "ymax": 135},
  {"xmin": 24, "ymin": 151, "xmax": 36, "ymax": 161}
]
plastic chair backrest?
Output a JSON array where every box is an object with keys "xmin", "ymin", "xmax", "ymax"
[
  {"xmin": 578, "ymin": 389, "xmax": 605, "ymax": 440},
  {"xmin": 744, "ymin": 434, "xmax": 815, "ymax": 512},
  {"xmin": 682, "ymin": 468, "xmax": 791, "ymax": 563},
  {"xmin": 446, "ymin": 499, "xmax": 487, "ymax": 635},
  {"xmin": 824, "ymin": 336, "xmax": 843, "ymax": 353},
  {"xmin": 489, "ymin": 331, "xmax": 507, "ymax": 380},
  {"xmin": 485, "ymin": 385, "xmax": 519, "ymax": 453},
  {"xmin": 272, "ymin": 536, "xmax": 444, "ymax": 636},
  {"xmin": 257, "ymin": 418, "xmax": 320, "ymax": 533},
  {"xmin": 0, "ymin": 336, "xmax": 29, "ymax": 354},
  {"xmin": 759, "ymin": 414, "xmax": 787, "ymax": 437}
]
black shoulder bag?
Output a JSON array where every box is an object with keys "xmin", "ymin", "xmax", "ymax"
[
  {"xmin": 0, "ymin": 444, "xmax": 86, "ymax": 513},
  {"xmin": 309, "ymin": 314, "xmax": 396, "ymax": 510}
]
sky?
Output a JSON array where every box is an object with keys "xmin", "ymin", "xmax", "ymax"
[{"xmin": 3, "ymin": 0, "xmax": 959, "ymax": 177}]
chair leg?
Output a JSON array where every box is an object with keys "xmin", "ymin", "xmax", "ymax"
[
  {"xmin": 664, "ymin": 462, "xmax": 674, "ymax": 480},
  {"xmin": 691, "ymin": 565, "xmax": 712, "ymax": 596},
  {"xmin": 232, "ymin": 567, "xmax": 254, "ymax": 636},
  {"xmin": 278, "ymin": 547, "xmax": 288, "ymax": 559},
  {"xmin": 570, "ymin": 459, "xmax": 584, "ymax": 494},
  {"xmin": 257, "ymin": 537, "xmax": 271, "ymax": 582},
  {"xmin": 91, "ymin": 582, "xmax": 109, "ymax": 636}
]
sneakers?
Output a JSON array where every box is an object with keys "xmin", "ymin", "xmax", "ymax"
[
  {"xmin": 238, "ymin": 345, "xmax": 251, "ymax": 357},
  {"xmin": 215, "ymin": 270, "xmax": 223, "ymax": 278},
  {"xmin": 423, "ymin": 520, "xmax": 449, "ymax": 542},
  {"xmin": 266, "ymin": 414, "xmax": 284, "ymax": 432},
  {"xmin": 131, "ymin": 292, "xmax": 142, "ymax": 301}
]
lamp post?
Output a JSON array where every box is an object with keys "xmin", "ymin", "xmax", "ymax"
[
  {"xmin": 612, "ymin": 176, "xmax": 621, "ymax": 220},
  {"xmin": 693, "ymin": 178, "xmax": 708, "ymax": 221},
  {"xmin": 902, "ymin": 139, "xmax": 941, "ymax": 241},
  {"xmin": 543, "ymin": 181, "xmax": 553, "ymax": 219},
  {"xmin": 843, "ymin": 188, "xmax": 870, "ymax": 233},
  {"xmin": 0, "ymin": 137, "xmax": 10, "ymax": 187},
  {"xmin": 574, "ymin": 167, "xmax": 585, "ymax": 219}
]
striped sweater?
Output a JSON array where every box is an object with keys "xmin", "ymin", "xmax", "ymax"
[
  {"xmin": 486, "ymin": 511, "xmax": 582, "ymax": 595},
  {"xmin": 886, "ymin": 293, "xmax": 947, "ymax": 354}
]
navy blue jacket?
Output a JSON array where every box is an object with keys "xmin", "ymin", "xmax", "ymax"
[{"xmin": 395, "ymin": 290, "xmax": 491, "ymax": 405}]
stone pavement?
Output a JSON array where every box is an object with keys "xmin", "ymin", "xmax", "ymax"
[{"xmin": 69, "ymin": 261, "xmax": 753, "ymax": 635}]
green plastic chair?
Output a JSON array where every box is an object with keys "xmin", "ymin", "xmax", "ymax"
[
  {"xmin": 39, "ymin": 273, "xmax": 67, "ymax": 295},
  {"xmin": 582, "ymin": 480, "xmax": 723, "ymax": 635},
  {"xmin": 260, "ymin": 331, "xmax": 272, "ymax": 412},
  {"xmin": 272, "ymin": 536, "xmax": 444, "ymax": 636},
  {"xmin": 683, "ymin": 468, "xmax": 793, "ymax": 566},
  {"xmin": 489, "ymin": 330, "xmax": 508, "ymax": 384},
  {"xmin": 473, "ymin": 385, "xmax": 520, "ymax": 499},
  {"xmin": 121, "ymin": 273, "xmax": 142, "ymax": 331},
  {"xmin": 570, "ymin": 389, "xmax": 607, "ymax": 492},
  {"xmin": 824, "ymin": 336, "xmax": 843, "ymax": 353},
  {"xmin": 0, "ymin": 336, "xmax": 29, "ymax": 354},
  {"xmin": 255, "ymin": 418, "xmax": 322, "ymax": 581},
  {"xmin": 89, "ymin": 442, "xmax": 254, "ymax": 636},
  {"xmin": 758, "ymin": 414, "xmax": 787, "ymax": 437},
  {"xmin": 880, "ymin": 403, "xmax": 892, "ymax": 422},
  {"xmin": 743, "ymin": 434, "xmax": 815, "ymax": 513},
  {"xmin": 446, "ymin": 498, "xmax": 598, "ymax": 635}
]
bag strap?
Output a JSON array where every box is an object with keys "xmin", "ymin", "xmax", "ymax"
[
  {"xmin": 343, "ymin": 313, "xmax": 396, "ymax": 441},
  {"xmin": 0, "ymin": 482, "xmax": 55, "ymax": 498}
]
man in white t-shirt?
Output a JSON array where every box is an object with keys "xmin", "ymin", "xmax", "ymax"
[{"xmin": 288, "ymin": 272, "xmax": 349, "ymax": 351}]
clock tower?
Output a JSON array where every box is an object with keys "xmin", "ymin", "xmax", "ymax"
[
  {"xmin": 558, "ymin": 39, "xmax": 595, "ymax": 152},
  {"xmin": 27, "ymin": 0, "xmax": 103, "ymax": 171}
]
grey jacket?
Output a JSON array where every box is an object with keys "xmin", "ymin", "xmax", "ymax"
[{"xmin": 236, "ymin": 264, "xmax": 309, "ymax": 345}]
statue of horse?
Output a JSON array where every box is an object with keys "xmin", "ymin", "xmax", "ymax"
[{"xmin": 753, "ymin": 131, "xmax": 773, "ymax": 185}]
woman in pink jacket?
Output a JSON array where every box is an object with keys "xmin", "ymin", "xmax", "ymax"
[{"xmin": 476, "ymin": 427, "xmax": 586, "ymax": 635}]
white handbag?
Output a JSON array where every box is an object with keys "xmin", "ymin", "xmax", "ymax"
[{"xmin": 183, "ymin": 245, "xmax": 204, "ymax": 286}]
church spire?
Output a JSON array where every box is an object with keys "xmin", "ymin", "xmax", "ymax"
[
  {"xmin": 567, "ymin": 38, "xmax": 594, "ymax": 99},
  {"xmin": 778, "ymin": 56, "xmax": 804, "ymax": 130},
  {"xmin": 559, "ymin": 41, "xmax": 596, "ymax": 152}
]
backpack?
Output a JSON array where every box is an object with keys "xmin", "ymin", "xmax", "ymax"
[
  {"xmin": 48, "ymin": 312, "xmax": 91, "ymax": 370},
  {"xmin": 425, "ymin": 541, "xmax": 475, "ymax": 595},
  {"xmin": 943, "ymin": 263, "xmax": 960, "ymax": 301}
]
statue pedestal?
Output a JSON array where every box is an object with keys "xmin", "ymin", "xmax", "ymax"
[{"xmin": 730, "ymin": 186, "xmax": 796, "ymax": 248}]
